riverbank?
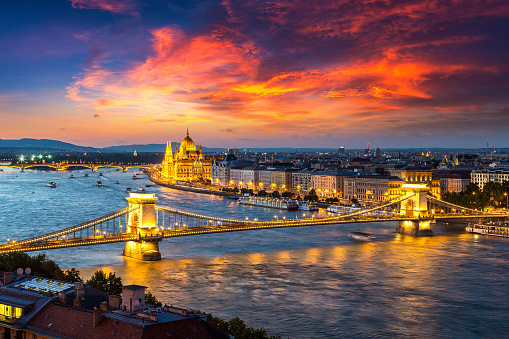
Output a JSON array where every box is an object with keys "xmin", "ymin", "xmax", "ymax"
[{"xmin": 149, "ymin": 175, "xmax": 235, "ymax": 197}]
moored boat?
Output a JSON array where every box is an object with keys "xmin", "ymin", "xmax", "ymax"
[
  {"xmin": 238, "ymin": 196, "xmax": 298, "ymax": 210},
  {"xmin": 298, "ymin": 201, "xmax": 319, "ymax": 211},
  {"xmin": 466, "ymin": 222, "xmax": 509, "ymax": 238},
  {"xmin": 348, "ymin": 231, "xmax": 375, "ymax": 242}
]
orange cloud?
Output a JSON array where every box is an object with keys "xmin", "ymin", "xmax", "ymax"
[{"xmin": 65, "ymin": 0, "xmax": 509, "ymax": 142}]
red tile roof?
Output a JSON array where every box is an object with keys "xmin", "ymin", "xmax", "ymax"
[{"xmin": 26, "ymin": 304, "xmax": 229, "ymax": 339}]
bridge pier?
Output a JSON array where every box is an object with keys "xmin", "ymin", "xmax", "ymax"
[
  {"xmin": 397, "ymin": 219, "xmax": 434, "ymax": 236},
  {"xmin": 123, "ymin": 192, "xmax": 162, "ymax": 261}
]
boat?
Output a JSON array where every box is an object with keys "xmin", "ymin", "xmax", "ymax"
[
  {"xmin": 348, "ymin": 231, "xmax": 375, "ymax": 242},
  {"xmin": 97, "ymin": 181, "xmax": 102, "ymax": 187},
  {"xmin": 126, "ymin": 187, "xmax": 132, "ymax": 192},
  {"xmin": 137, "ymin": 187, "xmax": 145, "ymax": 192},
  {"xmin": 99, "ymin": 173, "xmax": 103, "ymax": 176},
  {"xmin": 115, "ymin": 180, "xmax": 120, "ymax": 184},
  {"xmin": 145, "ymin": 185, "xmax": 151, "ymax": 187},
  {"xmin": 85, "ymin": 173, "xmax": 89, "ymax": 177},
  {"xmin": 298, "ymin": 201, "xmax": 319, "ymax": 211},
  {"xmin": 46, "ymin": 182, "xmax": 57, "ymax": 188},
  {"xmin": 133, "ymin": 175, "xmax": 141, "ymax": 180},
  {"xmin": 70, "ymin": 175, "xmax": 75, "ymax": 179},
  {"xmin": 466, "ymin": 222, "xmax": 509, "ymax": 238},
  {"xmin": 238, "ymin": 196, "xmax": 298, "ymax": 210},
  {"xmin": 227, "ymin": 195, "xmax": 239, "ymax": 200}
]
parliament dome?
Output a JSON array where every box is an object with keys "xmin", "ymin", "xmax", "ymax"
[{"xmin": 179, "ymin": 128, "xmax": 196, "ymax": 151}]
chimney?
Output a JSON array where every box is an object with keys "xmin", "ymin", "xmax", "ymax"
[
  {"xmin": 93, "ymin": 309, "xmax": 103, "ymax": 327},
  {"xmin": 74, "ymin": 298, "xmax": 81, "ymax": 308},
  {"xmin": 58, "ymin": 293, "xmax": 68, "ymax": 304},
  {"xmin": 75, "ymin": 282, "xmax": 85, "ymax": 298},
  {"xmin": 100, "ymin": 301, "xmax": 108, "ymax": 311},
  {"xmin": 108, "ymin": 295, "xmax": 121, "ymax": 311},
  {"xmin": 3, "ymin": 272, "xmax": 14, "ymax": 285}
]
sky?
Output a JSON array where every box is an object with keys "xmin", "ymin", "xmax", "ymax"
[{"xmin": 1, "ymin": 0, "xmax": 509, "ymax": 149}]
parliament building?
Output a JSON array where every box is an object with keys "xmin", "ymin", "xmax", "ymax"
[{"xmin": 160, "ymin": 129, "xmax": 211, "ymax": 182}]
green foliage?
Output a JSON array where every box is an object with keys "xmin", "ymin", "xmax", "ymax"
[
  {"xmin": 281, "ymin": 191, "xmax": 293, "ymax": 198},
  {"xmin": 271, "ymin": 190, "xmax": 280, "ymax": 198},
  {"xmin": 241, "ymin": 188, "xmax": 254, "ymax": 195},
  {"xmin": 304, "ymin": 189, "xmax": 319, "ymax": 202},
  {"xmin": 0, "ymin": 252, "xmax": 63, "ymax": 279},
  {"xmin": 145, "ymin": 290, "xmax": 162, "ymax": 306},
  {"xmin": 61, "ymin": 268, "xmax": 82, "ymax": 282},
  {"xmin": 257, "ymin": 190, "xmax": 268, "ymax": 197},
  {"xmin": 86, "ymin": 270, "xmax": 122, "ymax": 296},
  {"xmin": 232, "ymin": 187, "xmax": 240, "ymax": 193},
  {"xmin": 325, "ymin": 197, "xmax": 339, "ymax": 203},
  {"xmin": 190, "ymin": 310, "xmax": 281, "ymax": 339},
  {"xmin": 442, "ymin": 181, "xmax": 509, "ymax": 210}
]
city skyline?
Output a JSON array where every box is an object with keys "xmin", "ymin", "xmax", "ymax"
[{"xmin": 1, "ymin": 0, "xmax": 509, "ymax": 148}]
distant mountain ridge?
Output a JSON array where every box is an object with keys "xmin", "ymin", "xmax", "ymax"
[
  {"xmin": 0, "ymin": 138, "xmax": 99, "ymax": 152},
  {"xmin": 0, "ymin": 138, "xmax": 501, "ymax": 153}
]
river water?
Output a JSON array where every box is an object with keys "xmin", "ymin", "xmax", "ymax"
[{"xmin": 1, "ymin": 168, "xmax": 508, "ymax": 338}]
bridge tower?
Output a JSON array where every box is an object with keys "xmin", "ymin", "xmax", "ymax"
[
  {"xmin": 397, "ymin": 184, "xmax": 434, "ymax": 236},
  {"xmin": 123, "ymin": 192, "xmax": 162, "ymax": 260}
]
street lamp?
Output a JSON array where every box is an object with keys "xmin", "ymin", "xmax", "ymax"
[{"xmin": 504, "ymin": 192, "xmax": 508, "ymax": 210}]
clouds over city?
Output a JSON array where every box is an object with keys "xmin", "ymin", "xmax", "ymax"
[{"xmin": 3, "ymin": 0, "xmax": 509, "ymax": 146}]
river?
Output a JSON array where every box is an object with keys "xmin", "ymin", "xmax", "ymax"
[{"xmin": 1, "ymin": 168, "xmax": 508, "ymax": 338}]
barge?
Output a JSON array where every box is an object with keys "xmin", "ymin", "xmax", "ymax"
[{"xmin": 238, "ymin": 196, "xmax": 298, "ymax": 210}]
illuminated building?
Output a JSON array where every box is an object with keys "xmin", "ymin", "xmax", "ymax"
[
  {"xmin": 471, "ymin": 168, "xmax": 509, "ymax": 190},
  {"xmin": 160, "ymin": 129, "xmax": 211, "ymax": 182}
]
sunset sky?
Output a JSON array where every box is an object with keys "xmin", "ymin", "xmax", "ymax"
[{"xmin": 1, "ymin": 0, "xmax": 508, "ymax": 148}]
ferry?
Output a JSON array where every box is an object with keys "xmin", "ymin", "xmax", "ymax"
[
  {"xmin": 46, "ymin": 182, "xmax": 57, "ymax": 188},
  {"xmin": 97, "ymin": 181, "xmax": 102, "ymax": 187},
  {"xmin": 466, "ymin": 222, "xmax": 509, "ymax": 238},
  {"xmin": 238, "ymin": 196, "xmax": 298, "ymax": 210},
  {"xmin": 348, "ymin": 231, "xmax": 375, "ymax": 242},
  {"xmin": 298, "ymin": 201, "xmax": 319, "ymax": 211}
]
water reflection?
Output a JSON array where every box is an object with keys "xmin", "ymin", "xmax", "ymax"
[{"xmin": 2, "ymin": 171, "xmax": 509, "ymax": 337}]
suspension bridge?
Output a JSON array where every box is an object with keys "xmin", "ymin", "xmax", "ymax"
[
  {"xmin": 3, "ymin": 163, "xmax": 153, "ymax": 172},
  {"xmin": 0, "ymin": 184, "xmax": 506, "ymax": 260}
]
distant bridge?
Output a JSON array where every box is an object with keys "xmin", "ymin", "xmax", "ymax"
[{"xmin": 2, "ymin": 163, "xmax": 154, "ymax": 172}]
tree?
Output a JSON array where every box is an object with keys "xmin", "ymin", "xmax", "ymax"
[
  {"xmin": 86, "ymin": 270, "xmax": 123, "ymax": 296},
  {"xmin": 281, "ymin": 191, "xmax": 293, "ymax": 198},
  {"xmin": 0, "ymin": 253, "xmax": 63, "ymax": 280},
  {"xmin": 145, "ymin": 290, "xmax": 162, "ymax": 306},
  {"xmin": 271, "ymin": 191, "xmax": 280, "ymax": 198},
  {"xmin": 257, "ymin": 190, "xmax": 268, "ymax": 197},
  {"xmin": 62, "ymin": 268, "xmax": 82, "ymax": 282},
  {"xmin": 304, "ymin": 189, "xmax": 318, "ymax": 202}
]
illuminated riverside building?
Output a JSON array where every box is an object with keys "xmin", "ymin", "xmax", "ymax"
[
  {"xmin": 160, "ymin": 129, "xmax": 211, "ymax": 182},
  {"xmin": 471, "ymin": 168, "xmax": 509, "ymax": 190},
  {"xmin": 343, "ymin": 175, "xmax": 405, "ymax": 203}
]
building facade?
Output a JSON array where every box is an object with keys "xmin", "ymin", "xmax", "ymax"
[
  {"xmin": 471, "ymin": 168, "xmax": 509, "ymax": 190},
  {"xmin": 161, "ymin": 129, "xmax": 211, "ymax": 182}
]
